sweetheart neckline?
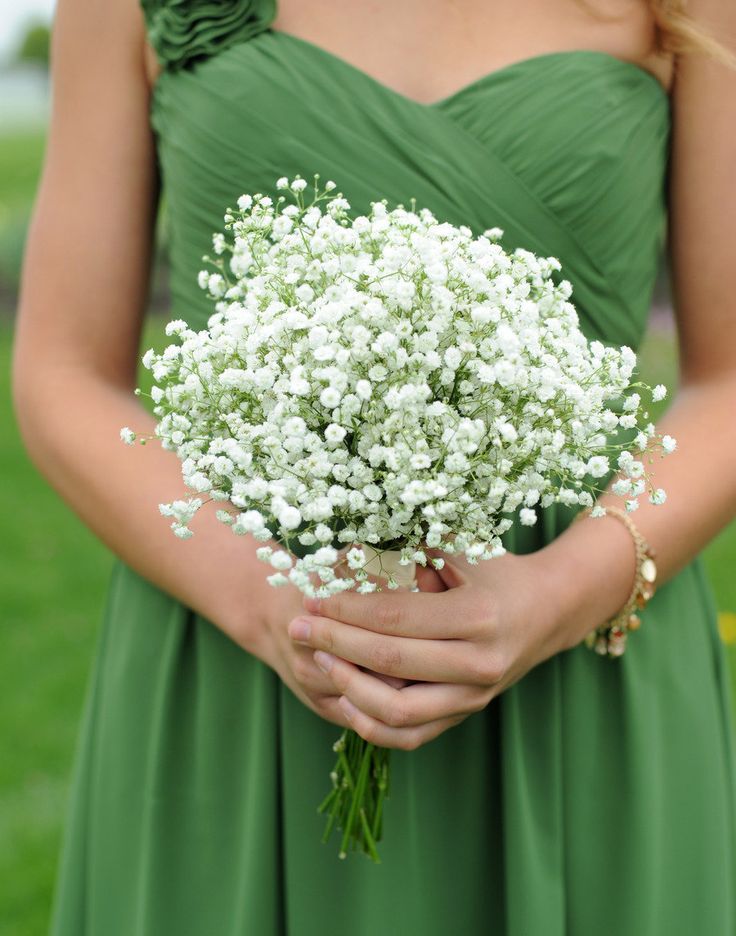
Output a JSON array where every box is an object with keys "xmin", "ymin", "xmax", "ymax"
[{"xmin": 268, "ymin": 30, "xmax": 670, "ymax": 110}]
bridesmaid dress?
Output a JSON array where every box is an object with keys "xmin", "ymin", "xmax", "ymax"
[{"xmin": 50, "ymin": 2, "xmax": 736, "ymax": 933}]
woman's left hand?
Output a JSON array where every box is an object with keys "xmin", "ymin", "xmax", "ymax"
[{"xmin": 287, "ymin": 550, "xmax": 569, "ymax": 751}]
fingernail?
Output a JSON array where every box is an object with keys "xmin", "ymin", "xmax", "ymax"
[
  {"xmin": 289, "ymin": 618, "xmax": 311, "ymax": 642},
  {"xmin": 338, "ymin": 696, "xmax": 358, "ymax": 721},
  {"xmin": 303, "ymin": 595, "xmax": 322, "ymax": 613},
  {"xmin": 314, "ymin": 650, "xmax": 334, "ymax": 674}
]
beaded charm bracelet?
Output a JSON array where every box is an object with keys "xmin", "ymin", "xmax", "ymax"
[{"xmin": 577, "ymin": 506, "xmax": 658, "ymax": 658}]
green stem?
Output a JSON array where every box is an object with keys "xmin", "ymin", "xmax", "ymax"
[{"xmin": 339, "ymin": 741, "xmax": 374, "ymax": 859}]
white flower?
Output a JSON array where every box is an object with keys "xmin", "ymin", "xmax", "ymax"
[
  {"xmin": 290, "ymin": 177, "xmax": 308, "ymax": 192},
  {"xmin": 120, "ymin": 427, "xmax": 136, "ymax": 445},
  {"xmin": 355, "ymin": 380, "xmax": 372, "ymax": 401},
  {"xmin": 612, "ymin": 478, "xmax": 632, "ymax": 496},
  {"xmin": 652, "ymin": 384, "xmax": 667, "ymax": 402},
  {"xmin": 410, "ymin": 453, "xmax": 431, "ymax": 470},
  {"xmin": 357, "ymin": 581, "xmax": 378, "ymax": 593},
  {"xmin": 625, "ymin": 460, "xmax": 645, "ymax": 479},
  {"xmin": 662, "ymin": 434, "xmax": 677, "ymax": 454},
  {"xmin": 165, "ymin": 319, "xmax": 189, "ymax": 337},
  {"xmin": 269, "ymin": 550, "xmax": 293, "ymax": 570},
  {"xmin": 345, "ymin": 547, "xmax": 366, "ymax": 569},
  {"xmin": 320, "ymin": 387, "xmax": 342, "ymax": 409},
  {"xmin": 278, "ymin": 505, "xmax": 302, "ymax": 530},
  {"xmin": 649, "ymin": 488, "xmax": 667, "ymax": 505},
  {"xmin": 325, "ymin": 423, "xmax": 347, "ymax": 444},
  {"xmin": 187, "ymin": 472, "xmax": 212, "ymax": 495},
  {"xmin": 586, "ymin": 455, "xmax": 610, "ymax": 478},
  {"xmin": 233, "ymin": 509, "xmax": 266, "ymax": 535},
  {"xmin": 519, "ymin": 508, "xmax": 537, "ymax": 526}
]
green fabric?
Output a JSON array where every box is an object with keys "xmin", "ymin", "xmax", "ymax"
[{"xmin": 50, "ymin": 7, "xmax": 736, "ymax": 934}]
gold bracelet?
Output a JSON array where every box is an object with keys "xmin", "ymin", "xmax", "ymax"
[{"xmin": 576, "ymin": 506, "xmax": 658, "ymax": 658}]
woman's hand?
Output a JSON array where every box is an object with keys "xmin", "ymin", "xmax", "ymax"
[
  {"xmin": 238, "ymin": 556, "xmax": 447, "ymax": 731},
  {"xmin": 286, "ymin": 550, "xmax": 568, "ymax": 750}
]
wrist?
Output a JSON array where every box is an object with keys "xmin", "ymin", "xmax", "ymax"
[{"xmin": 531, "ymin": 513, "xmax": 637, "ymax": 654}]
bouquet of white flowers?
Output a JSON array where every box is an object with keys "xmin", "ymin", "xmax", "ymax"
[{"xmin": 123, "ymin": 176, "xmax": 673, "ymax": 861}]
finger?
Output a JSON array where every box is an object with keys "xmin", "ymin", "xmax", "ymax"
[
  {"xmin": 291, "ymin": 644, "xmax": 342, "ymax": 697},
  {"xmin": 337, "ymin": 695, "xmax": 465, "ymax": 751},
  {"xmin": 415, "ymin": 563, "xmax": 448, "ymax": 593},
  {"xmin": 302, "ymin": 587, "xmax": 477, "ymax": 639},
  {"xmin": 315, "ymin": 651, "xmax": 485, "ymax": 727},
  {"xmin": 368, "ymin": 670, "xmax": 409, "ymax": 690},
  {"xmin": 290, "ymin": 614, "xmax": 495, "ymax": 684},
  {"xmin": 424, "ymin": 551, "xmax": 472, "ymax": 590},
  {"xmin": 312, "ymin": 693, "xmax": 354, "ymax": 729}
]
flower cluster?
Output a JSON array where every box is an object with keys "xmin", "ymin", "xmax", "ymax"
[{"xmin": 128, "ymin": 176, "xmax": 674, "ymax": 596}]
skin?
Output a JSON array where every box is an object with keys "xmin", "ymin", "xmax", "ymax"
[{"xmin": 13, "ymin": 1, "xmax": 736, "ymax": 753}]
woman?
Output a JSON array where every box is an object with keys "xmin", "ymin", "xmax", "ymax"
[{"xmin": 13, "ymin": 0, "xmax": 736, "ymax": 933}]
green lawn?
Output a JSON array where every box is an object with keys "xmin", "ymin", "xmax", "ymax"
[
  {"xmin": 0, "ymin": 131, "xmax": 46, "ymax": 303},
  {"xmin": 0, "ymin": 131, "xmax": 46, "ymax": 214}
]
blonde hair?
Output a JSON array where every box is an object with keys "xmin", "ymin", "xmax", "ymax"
[{"xmin": 648, "ymin": 0, "xmax": 736, "ymax": 65}]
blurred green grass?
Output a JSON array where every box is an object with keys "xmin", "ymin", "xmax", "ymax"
[
  {"xmin": 0, "ymin": 131, "xmax": 46, "ymax": 211},
  {"xmin": 0, "ymin": 132, "xmax": 46, "ymax": 301},
  {"xmin": 1, "ymin": 130, "xmax": 736, "ymax": 936}
]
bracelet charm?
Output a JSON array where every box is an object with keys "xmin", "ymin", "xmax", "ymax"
[{"xmin": 578, "ymin": 506, "xmax": 657, "ymax": 658}]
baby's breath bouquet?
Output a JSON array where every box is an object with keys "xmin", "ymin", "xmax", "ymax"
[{"xmin": 123, "ymin": 176, "xmax": 674, "ymax": 861}]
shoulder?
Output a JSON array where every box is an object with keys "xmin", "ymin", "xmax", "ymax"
[{"xmin": 140, "ymin": 0, "xmax": 276, "ymax": 71}]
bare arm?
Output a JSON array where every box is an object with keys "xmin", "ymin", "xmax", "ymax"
[
  {"xmin": 11, "ymin": 0, "xmax": 357, "ymax": 729},
  {"xmin": 12, "ymin": 0, "xmax": 258, "ymax": 633},
  {"xmin": 545, "ymin": 0, "xmax": 736, "ymax": 645}
]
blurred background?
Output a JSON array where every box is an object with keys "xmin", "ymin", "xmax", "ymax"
[{"xmin": 1, "ymin": 7, "xmax": 735, "ymax": 935}]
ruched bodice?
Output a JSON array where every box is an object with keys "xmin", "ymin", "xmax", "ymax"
[
  {"xmin": 148, "ymin": 20, "xmax": 669, "ymax": 349},
  {"xmin": 49, "ymin": 6, "xmax": 736, "ymax": 936}
]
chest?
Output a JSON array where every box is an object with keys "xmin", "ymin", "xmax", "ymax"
[{"xmin": 270, "ymin": 0, "xmax": 673, "ymax": 104}]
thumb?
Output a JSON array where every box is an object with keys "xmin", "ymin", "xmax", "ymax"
[
  {"xmin": 414, "ymin": 563, "xmax": 447, "ymax": 592},
  {"xmin": 426, "ymin": 551, "xmax": 469, "ymax": 590}
]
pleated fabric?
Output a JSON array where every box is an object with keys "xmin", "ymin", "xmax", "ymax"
[{"xmin": 49, "ymin": 5, "xmax": 736, "ymax": 934}]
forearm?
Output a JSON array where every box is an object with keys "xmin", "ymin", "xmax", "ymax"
[
  {"xmin": 14, "ymin": 365, "xmax": 268, "ymax": 641},
  {"xmin": 537, "ymin": 375, "xmax": 736, "ymax": 651}
]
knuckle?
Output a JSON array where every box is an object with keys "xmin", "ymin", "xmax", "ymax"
[
  {"xmin": 466, "ymin": 652, "xmax": 504, "ymax": 686},
  {"xmin": 375, "ymin": 603, "xmax": 403, "ymax": 634},
  {"xmin": 356, "ymin": 720, "xmax": 380, "ymax": 745},
  {"xmin": 312, "ymin": 694, "xmax": 330, "ymax": 714},
  {"xmin": 314, "ymin": 621, "xmax": 334, "ymax": 652},
  {"xmin": 468, "ymin": 692, "xmax": 489, "ymax": 714},
  {"xmin": 369, "ymin": 642, "xmax": 403, "ymax": 675},
  {"xmin": 291, "ymin": 653, "xmax": 313, "ymax": 683},
  {"xmin": 384, "ymin": 700, "xmax": 412, "ymax": 729},
  {"xmin": 398, "ymin": 732, "xmax": 423, "ymax": 752},
  {"xmin": 481, "ymin": 652, "xmax": 506, "ymax": 685},
  {"xmin": 465, "ymin": 594, "xmax": 494, "ymax": 639},
  {"xmin": 328, "ymin": 664, "xmax": 349, "ymax": 693}
]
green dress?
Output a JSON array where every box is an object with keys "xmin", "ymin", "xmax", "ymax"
[{"xmin": 50, "ymin": 2, "xmax": 736, "ymax": 933}]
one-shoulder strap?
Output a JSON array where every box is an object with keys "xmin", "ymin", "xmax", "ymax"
[{"xmin": 140, "ymin": 0, "xmax": 276, "ymax": 71}]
